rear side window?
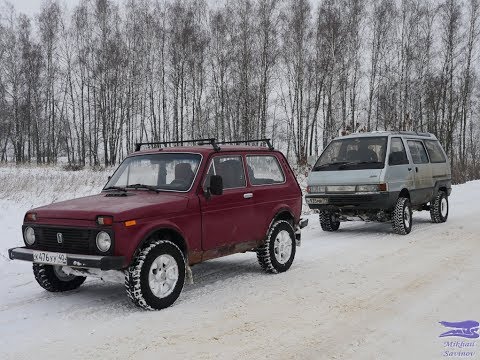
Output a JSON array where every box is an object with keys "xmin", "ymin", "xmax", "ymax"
[
  {"xmin": 425, "ymin": 140, "xmax": 447, "ymax": 163},
  {"xmin": 246, "ymin": 155, "xmax": 285, "ymax": 185},
  {"xmin": 407, "ymin": 140, "xmax": 429, "ymax": 164},
  {"xmin": 389, "ymin": 138, "xmax": 409, "ymax": 165},
  {"xmin": 204, "ymin": 156, "xmax": 246, "ymax": 190}
]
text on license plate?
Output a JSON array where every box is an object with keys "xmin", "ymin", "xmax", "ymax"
[
  {"xmin": 307, "ymin": 197, "xmax": 329, "ymax": 204},
  {"xmin": 33, "ymin": 251, "xmax": 67, "ymax": 265}
]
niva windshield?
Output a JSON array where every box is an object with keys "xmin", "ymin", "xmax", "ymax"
[
  {"xmin": 104, "ymin": 153, "xmax": 202, "ymax": 192},
  {"xmin": 313, "ymin": 136, "xmax": 387, "ymax": 171}
]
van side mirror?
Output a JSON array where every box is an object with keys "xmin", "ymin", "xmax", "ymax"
[
  {"xmin": 307, "ymin": 156, "xmax": 317, "ymax": 166},
  {"xmin": 208, "ymin": 175, "xmax": 223, "ymax": 196}
]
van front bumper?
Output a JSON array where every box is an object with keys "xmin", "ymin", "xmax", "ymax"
[
  {"xmin": 8, "ymin": 247, "xmax": 125, "ymax": 270},
  {"xmin": 305, "ymin": 192, "xmax": 398, "ymax": 211}
]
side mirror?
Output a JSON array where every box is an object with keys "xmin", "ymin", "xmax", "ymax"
[
  {"xmin": 209, "ymin": 175, "xmax": 223, "ymax": 196},
  {"xmin": 307, "ymin": 156, "xmax": 317, "ymax": 166}
]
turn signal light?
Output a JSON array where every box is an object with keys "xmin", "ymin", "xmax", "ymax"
[
  {"xmin": 378, "ymin": 183, "xmax": 388, "ymax": 191},
  {"xmin": 124, "ymin": 220, "xmax": 137, "ymax": 227},
  {"xmin": 97, "ymin": 216, "xmax": 114, "ymax": 226}
]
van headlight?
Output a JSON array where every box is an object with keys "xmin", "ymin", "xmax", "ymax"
[
  {"xmin": 356, "ymin": 184, "xmax": 387, "ymax": 192},
  {"xmin": 307, "ymin": 185, "xmax": 326, "ymax": 193},
  {"xmin": 96, "ymin": 231, "xmax": 112, "ymax": 252}
]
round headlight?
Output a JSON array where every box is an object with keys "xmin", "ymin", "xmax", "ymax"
[
  {"xmin": 24, "ymin": 227, "xmax": 36, "ymax": 245},
  {"xmin": 96, "ymin": 231, "xmax": 112, "ymax": 252}
]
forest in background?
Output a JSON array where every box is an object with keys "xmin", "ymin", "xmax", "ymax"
[{"xmin": 0, "ymin": 0, "xmax": 479, "ymax": 183}]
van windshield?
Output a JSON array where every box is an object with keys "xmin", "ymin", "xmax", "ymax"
[{"xmin": 313, "ymin": 136, "xmax": 387, "ymax": 171}]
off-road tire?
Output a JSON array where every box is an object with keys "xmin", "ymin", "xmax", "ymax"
[
  {"xmin": 319, "ymin": 211, "xmax": 340, "ymax": 232},
  {"xmin": 125, "ymin": 240, "xmax": 185, "ymax": 310},
  {"xmin": 257, "ymin": 220, "xmax": 296, "ymax": 274},
  {"xmin": 392, "ymin": 197, "xmax": 412, "ymax": 235},
  {"xmin": 33, "ymin": 264, "xmax": 86, "ymax": 292},
  {"xmin": 430, "ymin": 191, "xmax": 449, "ymax": 223}
]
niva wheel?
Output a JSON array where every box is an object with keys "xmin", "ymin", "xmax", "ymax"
[
  {"xmin": 257, "ymin": 220, "xmax": 296, "ymax": 274},
  {"xmin": 319, "ymin": 211, "xmax": 340, "ymax": 232},
  {"xmin": 125, "ymin": 240, "xmax": 185, "ymax": 310},
  {"xmin": 33, "ymin": 264, "xmax": 86, "ymax": 292},
  {"xmin": 430, "ymin": 192, "xmax": 449, "ymax": 223},
  {"xmin": 392, "ymin": 197, "xmax": 412, "ymax": 235}
]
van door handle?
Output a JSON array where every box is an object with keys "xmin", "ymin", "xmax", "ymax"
[
  {"xmin": 408, "ymin": 167, "xmax": 412, "ymax": 171},
  {"xmin": 415, "ymin": 167, "xmax": 419, "ymax": 173},
  {"xmin": 243, "ymin": 193, "xmax": 253, "ymax": 199}
]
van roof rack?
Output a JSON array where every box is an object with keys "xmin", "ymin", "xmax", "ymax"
[
  {"xmin": 395, "ymin": 131, "xmax": 432, "ymax": 137},
  {"xmin": 134, "ymin": 138, "xmax": 274, "ymax": 152}
]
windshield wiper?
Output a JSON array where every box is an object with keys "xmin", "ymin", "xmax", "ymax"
[
  {"xmin": 339, "ymin": 161, "xmax": 382, "ymax": 169},
  {"xmin": 126, "ymin": 184, "xmax": 161, "ymax": 193},
  {"xmin": 312, "ymin": 161, "xmax": 348, "ymax": 171},
  {"xmin": 103, "ymin": 186, "xmax": 127, "ymax": 192}
]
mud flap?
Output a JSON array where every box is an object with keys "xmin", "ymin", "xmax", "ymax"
[
  {"xmin": 185, "ymin": 264, "xmax": 194, "ymax": 285},
  {"xmin": 295, "ymin": 218, "xmax": 308, "ymax": 247}
]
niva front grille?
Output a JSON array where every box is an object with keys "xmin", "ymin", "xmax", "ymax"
[{"xmin": 36, "ymin": 227, "xmax": 91, "ymax": 254}]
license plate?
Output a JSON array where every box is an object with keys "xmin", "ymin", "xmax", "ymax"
[
  {"xmin": 307, "ymin": 197, "xmax": 329, "ymax": 205},
  {"xmin": 33, "ymin": 251, "xmax": 67, "ymax": 265}
]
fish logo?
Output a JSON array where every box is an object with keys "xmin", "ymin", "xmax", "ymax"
[
  {"xmin": 439, "ymin": 321, "xmax": 479, "ymax": 339},
  {"xmin": 57, "ymin": 233, "xmax": 64, "ymax": 244}
]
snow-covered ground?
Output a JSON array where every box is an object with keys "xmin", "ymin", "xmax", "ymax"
[{"xmin": 1, "ymin": 166, "xmax": 479, "ymax": 360}]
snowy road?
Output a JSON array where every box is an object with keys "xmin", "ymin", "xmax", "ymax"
[{"xmin": 1, "ymin": 178, "xmax": 479, "ymax": 359}]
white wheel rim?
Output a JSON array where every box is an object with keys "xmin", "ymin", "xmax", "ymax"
[
  {"xmin": 273, "ymin": 230, "xmax": 293, "ymax": 265},
  {"xmin": 441, "ymin": 197, "xmax": 448, "ymax": 217},
  {"xmin": 404, "ymin": 204, "xmax": 411, "ymax": 228},
  {"xmin": 148, "ymin": 254, "xmax": 179, "ymax": 298}
]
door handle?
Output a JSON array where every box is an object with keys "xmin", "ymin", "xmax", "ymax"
[
  {"xmin": 243, "ymin": 193, "xmax": 253, "ymax": 199},
  {"xmin": 415, "ymin": 167, "xmax": 419, "ymax": 173},
  {"xmin": 408, "ymin": 167, "xmax": 412, "ymax": 171}
]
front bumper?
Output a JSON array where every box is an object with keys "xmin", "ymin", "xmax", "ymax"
[
  {"xmin": 305, "ymin": 192, "xmax": 397, "ymax": 211},
  {"xmin": 8, "ymin": 247, "xmax": 125, "ymax": 270}
]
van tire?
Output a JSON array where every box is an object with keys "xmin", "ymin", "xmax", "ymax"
[
  {"xmin": 392, "ymin": 197, "xmax": 412, "ymax": 235},
  {"xmin": 430, "ymin": 191, "xmax": 449, "ymax": 223},
  {"xmin": 319, "ymin": 211, "xmax": 340, "ymax": 232}
]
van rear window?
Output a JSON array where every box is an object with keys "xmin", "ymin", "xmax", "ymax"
[{"xmin": 425, "ymin": 140, "xmax": 447, "ymax": 163}]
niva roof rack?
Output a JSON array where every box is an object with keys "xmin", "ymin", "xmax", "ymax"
[{"xmin": 135, "ymin": 138, "xmax": 274, "ymax": 152}]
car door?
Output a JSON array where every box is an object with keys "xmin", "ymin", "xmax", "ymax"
[
  {"xmin": 406, "ymin": 140, "xmax": 434, "ymax": 205},
  {"xmin": 245, "ymin": 154, "xmax": 289, "ymax": 241},
  {"xmin": 385, "ymin": 137, "xmax": 414, "ymax": 195},
  {"xmin": 199, "ymin": 154, "xmax": 256, "ymax": 251}
]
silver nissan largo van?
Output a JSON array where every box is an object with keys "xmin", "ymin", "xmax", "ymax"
[{"xmin": 305, "ymin": 131, "xmax": 452, "ymax": 235}]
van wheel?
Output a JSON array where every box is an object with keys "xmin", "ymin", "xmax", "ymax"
[
  {"xmin": 392, "ymin": 197, "xmax": 412, "ymax": 235},
  {"xmin": 257, "ymin": 220, "xmax": 296, "ymax": 274},
  {"xmin": 125, "ymin": 240, "xmax": 185, "ymax": 310},
  {"xmin": 33, "ymin": 264, "xmax": 86, "ymax": 292},
  {"xmin": 430, "ymin": 191, "xmax": 449, "ymax": 223},
  {"xmin": 319, "ymin": 211, "xmax": 340, "ymax": 232}
]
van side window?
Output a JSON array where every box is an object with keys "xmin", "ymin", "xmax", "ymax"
[
  {"xmin": 246, "ymin": 155, "xmax": 285, "ymax": 185},
  {"xmin": 389, "ymin": 138, "xmax": 409, "ymax": 165},
  {"xmin": 204, "ymin": 156, "xmax": 246, "ymax": 190},
  {"xmin": 407, "ymin": 140, "xmax": 429, "ymax": 164},
  {"xmin": 425, "ymin": 140, "xmax": 447, "ymax": 163}
]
